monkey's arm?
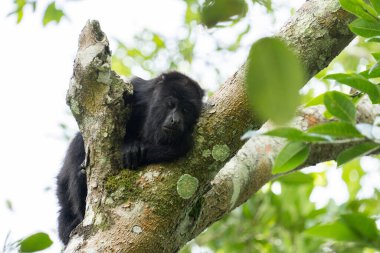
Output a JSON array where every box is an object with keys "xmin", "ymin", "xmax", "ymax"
[{"xmin": 122, "ymin": 141, "xmax": 191, "ymax": 170}]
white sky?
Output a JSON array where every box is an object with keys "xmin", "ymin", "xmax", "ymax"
[{"xmin": 7, "ymin": 0, "xmax": 372, "ymax": 252}]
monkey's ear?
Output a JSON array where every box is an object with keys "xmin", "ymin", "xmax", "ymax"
[{"xmin": 155, "ymin": 74, "xmax": 166, "ymax": 85}]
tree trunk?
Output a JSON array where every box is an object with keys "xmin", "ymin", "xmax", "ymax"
[{"xmin": 64, "ymin": 0, "xmax": 359, "ymax": 252}]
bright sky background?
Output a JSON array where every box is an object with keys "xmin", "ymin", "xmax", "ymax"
[{"xmin": 7, "ymin": 0, "xmax": 379, "ymax": 252}]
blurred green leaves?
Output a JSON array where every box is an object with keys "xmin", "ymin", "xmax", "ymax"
[
  {"xmin": 8, "ymin": 0, "xmax": 65, "ymax": 25},
  {"xmin": 246, "ymin": 37, "xmax": 305, "ymax": 124},
  {"xmin": 244, "ymin": 0, "xmax": 380, "ymax": 175},
  {"xmin": 349, "ymin": 18, "xmax": 380, "ymax": 38},
  {"xmin": 306, "ymin": 213, "xmax": 380, "ymax": 248},
  {"xmin": 8, "ymin": 0, "xmax": 36, "ymax": 23},
  {"xmin": 199, "ymin": 0, "xmax": 273, "ymax": 28},
  {"xmin": 305, "ymin": 220, "xmax": 361, "ymax": 242},
  {"xmin": 200, "ymin": 0, "xmax": 248, "ymax": 28},
  {"xmin": 339, "ymin": 0, "xmax": 378, "ymax": 21}
]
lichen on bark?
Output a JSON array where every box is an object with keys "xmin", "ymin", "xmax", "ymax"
[{"xmin": 64, "ymin": 0, "xmax": 358, "ymax": 251}]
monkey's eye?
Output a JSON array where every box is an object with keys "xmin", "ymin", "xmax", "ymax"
[{"xmin": 167, "ymin": 100, "xmax": 175, "ymax": 109}]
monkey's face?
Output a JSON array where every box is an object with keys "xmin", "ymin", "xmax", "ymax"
[
  {"xmin": 148, "ymin": 96, "xmax": 192, "ymax": 144},
  {"xmin": 145, "ymin": 93, "xmax": 200, "ymax": 144},
  {"xmin": 141, "ymin": 72, "xmax": 204, "ymax": 145}
]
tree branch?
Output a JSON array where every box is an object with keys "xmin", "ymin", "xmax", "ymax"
[
  {"xmin": 191, "ymin": 98, "xmax": 380, "ymax": 239},
  {"xmin": 64, "ymin": 0, "xmax": 357, "ymax": 252},
  {"xmin": 64, "ymin": 20, "xmax": 133, "ymax": 251}
]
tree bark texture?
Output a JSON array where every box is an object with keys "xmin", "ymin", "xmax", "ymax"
[{"xmin": 64, "ymin": 0, "xmax": 357, "ymax": 252}]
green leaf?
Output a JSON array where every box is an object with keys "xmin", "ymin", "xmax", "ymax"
[
  {"xmin": 273, "ymin": 142, "xmax": 310, "ymax": 174},
  {"xmin": 305, "ymin": 93, "xmax": 325, "ymax": 107},
  {"xmin": 360, "ymin": 65, "xmax": 380, "ymax": 78},
  {"xmin": 16, "ymin": 8, "xmax": 24, "ymax": 23},
  {"xmin": 372, "ymin": 52, "xmax": 380, "ymax": 61},
  {"xmin": 324, "ymin": 91, "xmax": 356, "ymax": 123},
  {"xmin": 264, "ymin": 128, "xmax": 305, "ymax": 139},
  {"xmin": 342, "ymin": 213, "xmax": 379, "ymax": 241},
  {"xmin": 370, "ymin": 0, "xmax": 380, "ymax": 14},
  {"xmin": 369, "ymin": 61, "xmax": 380, "ymax": 77},
  {"xmin": 337, "ymin": 142, "xmax": 380, "ymax": 166},
  {"xmin": 307, "ymin": 122, "xmax": 363, "ymax": 138},
  {"xmin": 7, "ymin": 0, "xmax": 26, "ymax": 23},
  {"xmin": 42, "ymin": 2, "xmax": 64, "ymax": 26},
  {"xmin": 246, "ymin": 37, "xmax": 305, "ymax": 124},
  {"xmin": 349, "ymin": 18, "xmax": 380, "ymax": 38},
  {"xmin": 200, "ymin": 0, "xmax": 248, "ymax": 28},
  {"xmin": 325, "ymin": 73, "xmax": 380, "ymax": 103},
  {"xmin": 366, "ymin": 37, "xmax": 380, "ymax": 43},
  {"xmin": 278, "ymin": 172, "xmax": 314, "ymax": 185},
  {"xmin": 339, "ymin": 0, "xmax": 378, "ymax": 21},
  {"xmin": 19, "ymin": 232, "xmax": 53, "ymax": 252},
  {"xmin": 305, "ymin": 221, "xmax": 360, "ymax": 242},
  {"xmin": 265, "ymin": 127, "xmax": 329, "ymax": 142}
]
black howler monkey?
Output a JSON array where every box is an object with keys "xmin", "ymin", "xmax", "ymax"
[{"xmin": 57, "ymin": 71, "xmax": 204, "ymax": 245}]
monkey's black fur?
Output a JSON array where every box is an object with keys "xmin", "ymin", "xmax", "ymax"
[{"xmin": 56, "ymin": 71, "xmax": 204, "ymax": 245}]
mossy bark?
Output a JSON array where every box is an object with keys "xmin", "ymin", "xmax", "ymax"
[{"xmin": 64, "ymin": 0, "xmax": 357, "ymax": 252}]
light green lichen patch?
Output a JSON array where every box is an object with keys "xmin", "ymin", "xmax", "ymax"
[
  {"xmin": 196, "ymin": 135, "xmax": 205, "ymax": 144},
  {"xmin": 212, "ymin": 144, "xmax": 230, "ymax": 162},
  {"xmin": 97, "ymin": 70, "xmax": 111, "ymax": 84},
  {"xmin": 176, "ymin": 174, "xmax": 199, "ymax": 199},
  {"xmin": 202, "ymin": 149, "xmax": 211, "ymax": 158},
  {"xmin": 70, "ymin": 100, "xmax": 81, "ymax": 116}
]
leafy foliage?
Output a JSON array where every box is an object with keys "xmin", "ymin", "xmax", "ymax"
[
  {"xmin": 245, "ymin": 0, "xmax": 380, "ymax": 174},
  {"xmin": 8, "ymin": 0, "xmax": 65, "ymax": 25},
  {"xmin": 182, "ymin": 170, "xmax": 380, "ymax": 252},
  {"xmin": 234, "ymin": 1, "xmax": 380, "ymax": 251}
]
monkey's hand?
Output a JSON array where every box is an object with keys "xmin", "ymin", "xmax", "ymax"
[{"xmin": 122, "ymin": 142, "xmax": 146, "ymax": 170}]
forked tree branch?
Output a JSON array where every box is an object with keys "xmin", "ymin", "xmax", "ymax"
[
  {"xmin": 64, "ymin": 0, "xmax": 357, "ymax": 252},
  {"xmin": 191, "ymin": 99, "xmax": 380, "ymax": 239}
]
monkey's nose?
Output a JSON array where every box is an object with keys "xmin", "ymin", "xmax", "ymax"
[{"xmin": 170, "ymin": 115, "xmax": 180, "ymax": 126}]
